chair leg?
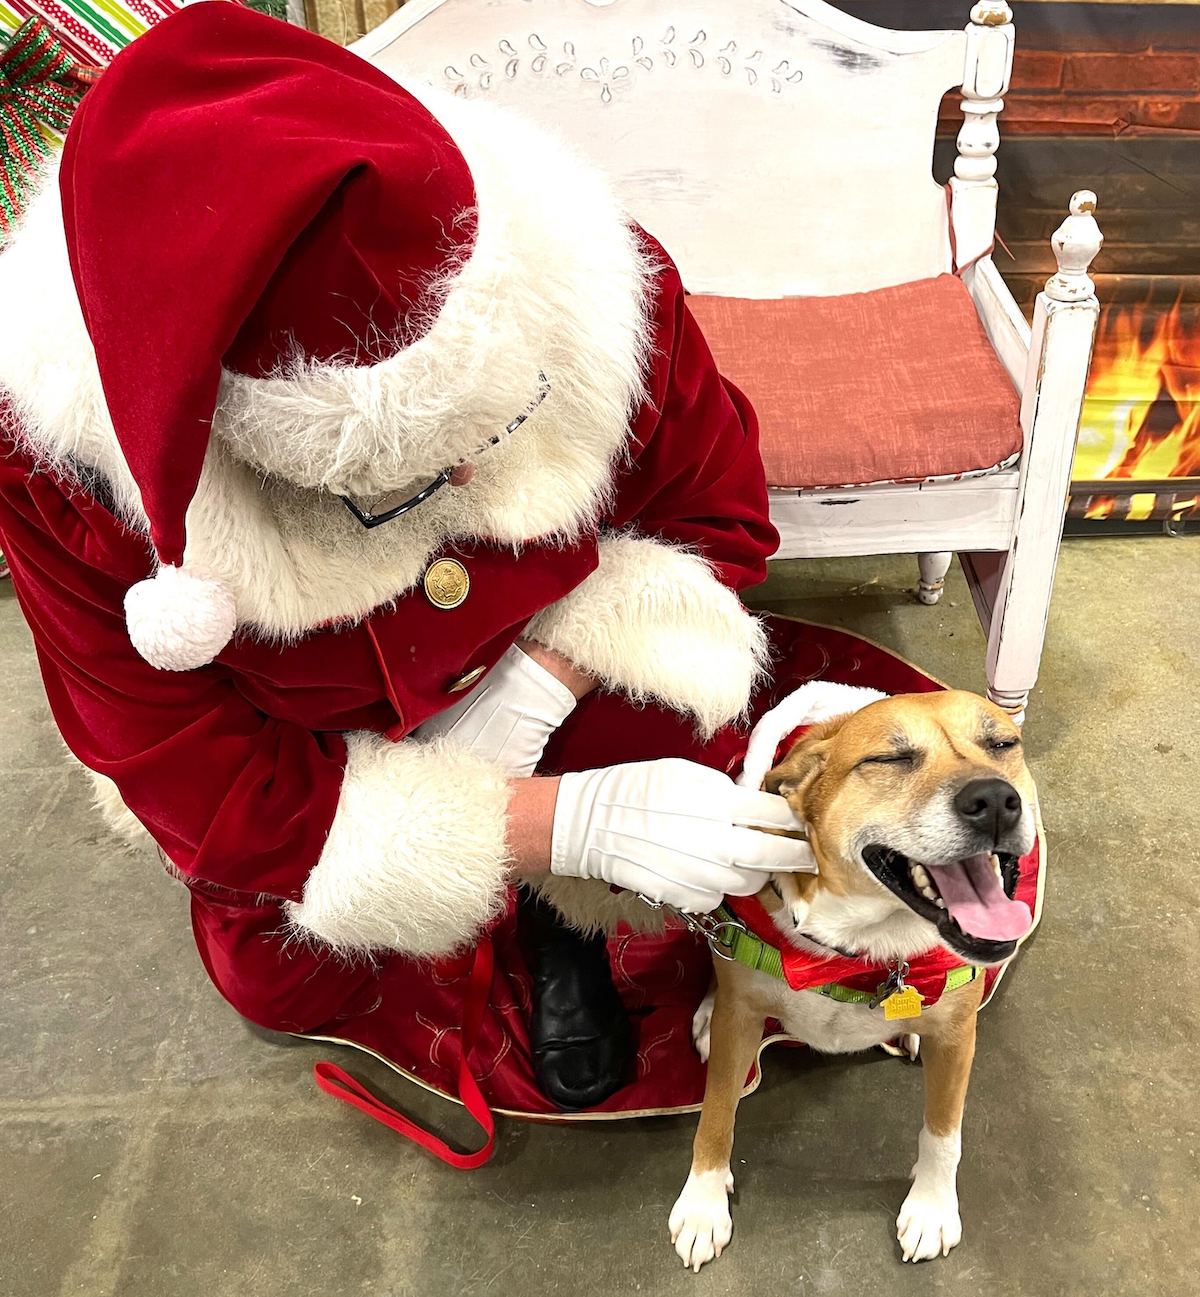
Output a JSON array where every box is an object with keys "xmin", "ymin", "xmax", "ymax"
[
  {"xmin": 986, "ymin": 685, "xmax": 1028, "ymax": 727},
  {"xmin": 984, "ymin": 545, "xmax": 1045, "ymax": 728},
  {"xmin": 916, "ymin": 552, "xmax": 952, "ymax": 606}
]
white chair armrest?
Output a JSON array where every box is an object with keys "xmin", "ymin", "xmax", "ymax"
[{"xmin": 964, "ymin": 257, "xmax": 1031, "ymax": 393}]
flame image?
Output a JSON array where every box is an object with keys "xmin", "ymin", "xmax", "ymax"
[{"xmin": 1074, "ymin": 292, "xmax": 1200, "ymax": 522}]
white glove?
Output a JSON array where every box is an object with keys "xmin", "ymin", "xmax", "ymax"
[
  {"xmin": 416, "ymin": 644, "xmax": 578, "ymax": 777},
  {"xmin": 550, "ymin": 758, "xmax": 817, "ymax": 913}
]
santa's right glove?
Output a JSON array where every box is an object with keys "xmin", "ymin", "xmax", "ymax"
[{"xmin": 550, "ymin": 758, "xmax": 817, "ymax": 914}]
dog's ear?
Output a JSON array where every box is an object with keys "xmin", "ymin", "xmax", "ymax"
[
  {"xmin": 763, "ymin": 714, "xmax": 849, "ymax": 807},
  {"xmin": 764, "ymin": 737, "xmax": 828, "ymax": 805}
]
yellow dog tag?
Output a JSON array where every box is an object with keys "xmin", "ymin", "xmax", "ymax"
[{"xmin": 882, "ymin": 986, "xmax": 924, "ymax": 1021}]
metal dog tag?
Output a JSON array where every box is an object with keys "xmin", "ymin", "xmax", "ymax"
[{"xmin": 881, "ymin": 985, "xmax": 924, "ymax": 1021}]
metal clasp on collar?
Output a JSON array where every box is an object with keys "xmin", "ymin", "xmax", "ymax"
[
  {"xmin": 635, "ymin": 895, "xmax": 748, "ymax": 962},
  {"xmin": 868, "ymin": 959, "xmax": 911, "ymax": 1010}
]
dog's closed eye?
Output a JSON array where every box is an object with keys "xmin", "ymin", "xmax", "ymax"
[
  {"xmin": 858, "ymin": 749, "xmax": 917, "ymax": 768},
  {"xmin": 978, "ymin": 715, "xmax": 1022, "ymax": 755},
  {"xmin": 985, "ymin": 736, "xmax": 1021, "ymax": 753}
]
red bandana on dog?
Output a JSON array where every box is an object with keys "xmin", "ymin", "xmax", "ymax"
[{"xmin": 722, "ymin": 890, "xmax": 975, "ymax": 1008}]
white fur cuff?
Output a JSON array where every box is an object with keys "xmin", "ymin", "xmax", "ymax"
[
  {"xmin": 285, "ymin": 734, "xmax": 512, "ymax": 958},
  {"xmin": 526, "ymin": 533, "xmax": 768, "ymax": 739}
]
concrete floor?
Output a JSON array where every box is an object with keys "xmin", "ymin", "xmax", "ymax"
[{"xmin": 2, "ymin": 538, "xmax": 1198, "ymax": 1297}]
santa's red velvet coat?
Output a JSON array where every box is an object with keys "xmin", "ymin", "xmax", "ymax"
[
  {"xmin": 0, "ymin": 5, "xmax": 780, "ymax": 1041},
  {"xmin": 0, "ymin": 233, "xmax": 780, "ymax": 986}
]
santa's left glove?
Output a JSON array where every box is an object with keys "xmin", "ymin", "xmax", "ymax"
[{"xmin": 415, "ymin": 643, "xmax": 579, "ymax": 777}]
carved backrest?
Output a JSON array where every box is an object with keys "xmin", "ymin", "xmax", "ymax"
[{"xmin": 356, "ymin": 0, "xmax": 1013, "ymax": 297}]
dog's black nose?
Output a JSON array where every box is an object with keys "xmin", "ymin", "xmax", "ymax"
[{"xmin": 954, "ymin": 778, "xmax": 1022, "ymax": 840}]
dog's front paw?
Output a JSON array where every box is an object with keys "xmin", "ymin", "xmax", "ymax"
[
  {"xmin": 669, "ymin": 1168, "xmax": 734, "ymax": 1272},
  {"xmin": 896, "ymin": 1187, "xmax": 962, "ymax": 1262}
]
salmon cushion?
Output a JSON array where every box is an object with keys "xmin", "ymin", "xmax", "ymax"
[{"xmin": 688, "ymin": 275, "xmax": 1023, "ymax": 489}]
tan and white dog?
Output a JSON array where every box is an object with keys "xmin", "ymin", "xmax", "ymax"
[{"xmin": 669, "ymin": 688, "xmax": 1037, "ymax": 1270}]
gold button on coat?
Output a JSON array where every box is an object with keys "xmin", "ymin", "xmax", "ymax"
[
  {"xmin": 448, "ymin": 664, "xmax": 486, "ymax": 693},
  {"xmin": 423, "ymin": 558, "xmax": 469, "ymax": 609}
]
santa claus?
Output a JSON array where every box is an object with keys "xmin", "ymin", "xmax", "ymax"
[{"xmin": 0, "ymin": 4, "xmax": 815, "ymax": 1118}]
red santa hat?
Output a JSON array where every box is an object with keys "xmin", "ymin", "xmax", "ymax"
[{"xmin": 60, "ymin": 3, "xmax": 481, "ymax": 670}]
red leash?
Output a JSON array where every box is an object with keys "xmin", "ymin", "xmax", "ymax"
[{"xmin": 312, "ymin": 936, "xmax": 497, "ymax": 1170}]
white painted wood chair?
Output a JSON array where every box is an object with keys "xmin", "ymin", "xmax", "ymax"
[{"xmin": 354, "ymin": 0, "xmax": 1102, "ymax": 718}]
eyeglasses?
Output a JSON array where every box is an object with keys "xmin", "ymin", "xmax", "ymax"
[{"xmin": 340, "ymin": 371, "xmax": 551, "ymax": 529}]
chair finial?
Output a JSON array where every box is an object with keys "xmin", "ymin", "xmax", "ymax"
[
  {"xmin": 956, "ymin": 2, "xmax": 1015, "ymax": 184},
  {"xmin": 970, "ymin": 1, "xmax": 1013, "ymax": 25},
  {"xmin": 1047, "ymin": 192, "xmax": 1102, "ymax": 303}
]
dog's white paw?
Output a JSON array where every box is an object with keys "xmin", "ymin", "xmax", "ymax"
[
  {"xmin": 669, "ymin": 1168, "xmax": 734, "ymax": 1272},
  {"xmin": 897, "ymin": 1125, "xmax": 962, "ymax": 1262},
  {"xmin": 691, "ymin": 988, "xmax": 715, "ymax": 1063},
  {"xmin": 896, "ymin": 1186, "xmax": 962, "ymax": 1262}
]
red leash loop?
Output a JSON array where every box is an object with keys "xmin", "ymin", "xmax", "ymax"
[{"xmin": 312, "ymin": 936, "xmax": 497, "ymax": 1170}]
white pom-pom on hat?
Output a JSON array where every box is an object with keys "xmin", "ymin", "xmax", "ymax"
[{"xmin": 124, "ymin": 564, "xmax": 237, "ymax": 671}]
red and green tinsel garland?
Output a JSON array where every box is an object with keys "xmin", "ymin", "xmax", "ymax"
[
  {"xmin": 0, "ymin": 15, "xmax": 97, "ymax": 245},
  {"xmin": 0, "ymin": 4, "xmax": 291, "ymax": 248}
]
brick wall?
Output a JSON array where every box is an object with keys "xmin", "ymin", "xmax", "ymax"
[
  {"xmin": 918, "ymin": 3, "xmax": 1200, "ymax": 294},
  {"xmin": 838, "ymin": 1, "xmax": 1200, "ymax": 137},
  {"xmin": 940, "ymin": 44, "xmax": 1200, "ymax": 135}
]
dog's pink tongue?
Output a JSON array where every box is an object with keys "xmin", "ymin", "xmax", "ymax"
[{"xmin": 930, "ymin": 854, "xmax": 1032, "ymax": 941}]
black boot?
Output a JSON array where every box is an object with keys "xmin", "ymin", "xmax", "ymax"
[{"xmin": 518, "ymin": 889, "xmax": 632, "ymax": 1111}]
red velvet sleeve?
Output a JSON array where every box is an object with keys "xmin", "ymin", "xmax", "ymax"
[
  {"xmin": 607, "ymin": 238, "xmax": 779, "ymax": 592},
  {"xmin": 0, "ymin": 463, "xmax": 345, "ymax": 903}
]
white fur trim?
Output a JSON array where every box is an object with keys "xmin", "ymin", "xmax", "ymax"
[
  {"xmin": 524, "ymin": 873, "xmax": 666, "ymax": 939},
  {"xmin": 526, "ymin": 534, "xmax": 768, "ymax": 740},
  {"xmin": 0, "ymin": 172, "xmax": 145, "ymax": 524},
  {"xmin": 0, "ymin": 91, "xmax": 654, "ymax": 640},
  {"xmin": 284, "ymin": 734, "xmax": 512, "ymax": 958},
  {"xmin": 124, "ymin": 564, "xmax": 236, "ymax": 671},
  {"xmin": 737, "ymin": 681, "xmax": 889, "ymax": 792}
]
